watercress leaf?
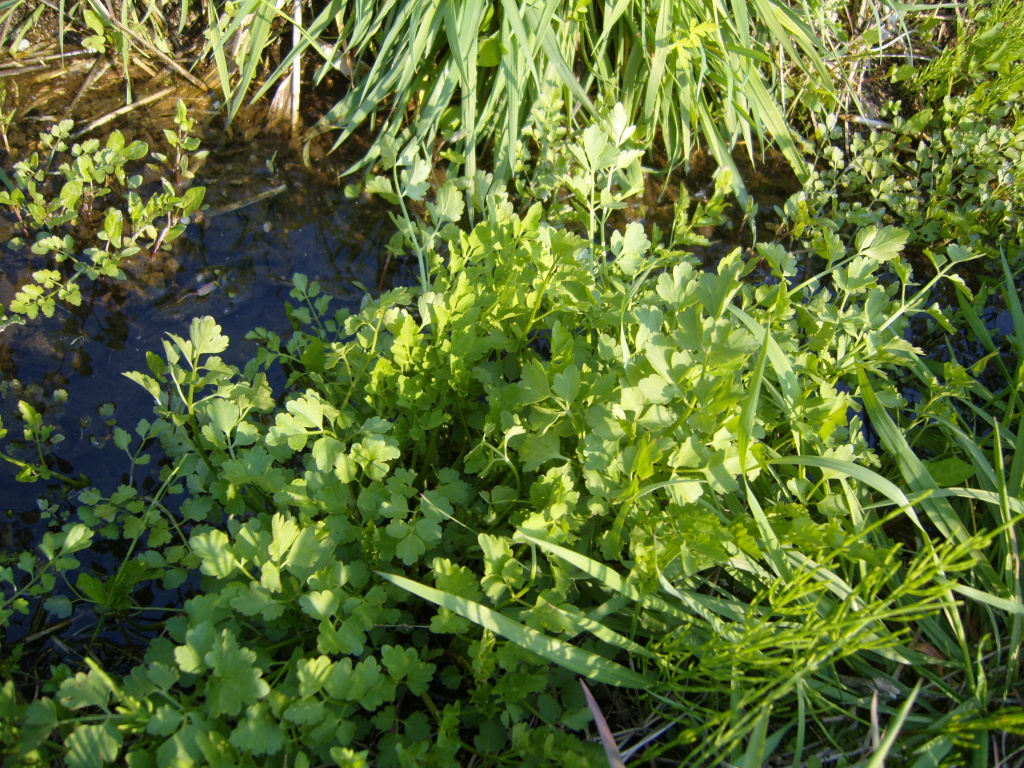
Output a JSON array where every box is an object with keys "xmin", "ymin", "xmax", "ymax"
[
  {"xmin": 204, "ymin": 630, "xmax": 270, "ymax": 716},
  {"xmin": 518, "ymin": 431, "xmax": 565, "ymax": 472},
  {"xmin": 318, "ymin": 618, "xmax": 366, "ymax": 656},
  {"xmin": 433, "ymin": 557, "xmax": 483, "ymax": 600},
  {"xmin": 188, "ymin": 316, "xmax": 230, "ymax": 356},
  {"xmin": 23, "ymin": 698, "xmax": 59, "ymax": 729},
  {"xmin": 297, "ymin": 655, "xmax": 334, "ymax": 697},
  {"xmin": 399, "ymin": 159, "xmax": 431, "ymax": 201},
  {"xmin": 65, "ymin": 722, "xmax": 122, "ymax": 768},
  {"xmin": 352, "ymin": 433, "xmax": 401, "ymax": 480},
  {"xmin": 191, "ymin": 529, "xmax": 239, "ymax": 579},
  {"xmin": 228, "ymin": 583, "xmax": 284, "ymax": 621},
  {"xmin": 326, "ymin": 657, "xmax": 394, "ymax": 711},
  {"xmin": 228, "ymin": 702, "xmax": 286, "ymax": 755},
  {"xmin": 174, "ymin": 620, "xmax": 215, "ymax": 674},
  {"xmin": 58, "ymin": 667, "xmax": 116, "ymax": 711},
  {"xmin": 520, "ymin": 360, "xmax": 552, "ymax": 404},
  {"xmin": 269, "ymin": 514, "xmax": 301, "ymax": 562},
  {"xmin": 300, "ymin": 589, "xmax": 341, "ymax": 620},
  {"xmin": 947, "ymin": 243, "xmax": 978, "ymax": 264},
  {"xmin": 382, "ymin": 645, "xmax": 436, "ymax": 695},
  {"xmin": 146, "ymin": 705, "xmax": 184, "ymax": 736},
  {"xmin": 611, "ymin": 222, "xmax": 650, "ymax": 276},
  {"xmin": 479, "ymin": 534, "xmax": 524, "ymax": 600},
  {"xmin": 62, "ymin": 523, "xmax": 93, "ymax": 555},
  {"xmin": 44, "ymin": 595, "xmax": 73, "ymax": 618},
  {"xmin": 77, "ymin": 573, "xmax": 108, "ymax": 605},
  {"xmin": 283, "ymin": 525, "xmax": 328, "ymax": 580},
  {"xmin": 810, "ymin": 228, "xmax": 844, "ymax": 265},
  {"xmin": 112, "ymin": 426, "xmax": 131, "ymax": 451},
  {"xmin": 552, "ymin": 364, "xmax": 581, "ymax": 403},
  {"xmin": 427, "ymin": 181, "xmax": 465, "ymax": 225},
  {"xmin": 854, "ymin": 225, "xmax": 908, "ymax": 262},
  {"xmin": 284, "ymin": 698, "xmax": 326, "ymax": 726},
  {"xmin": 146, "ymin": 662, "xmax": 179, "ymax": 692}
]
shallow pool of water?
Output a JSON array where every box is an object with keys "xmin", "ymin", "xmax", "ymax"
[{"xmin": 1, "ymin": 165, "xmax": 393, "ymax": 562}]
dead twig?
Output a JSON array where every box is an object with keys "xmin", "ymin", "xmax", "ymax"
[{"xmin": 70, "ymin": 85, "xmax": 177, "ymax": 139}]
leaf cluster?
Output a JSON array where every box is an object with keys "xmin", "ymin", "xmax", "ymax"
[{"xmin": 0, "ymin": 101, "xmax": 207, "ymax": 323}]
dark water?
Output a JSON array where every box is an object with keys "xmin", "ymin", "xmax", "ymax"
[{"xmin": 0, "ymin": 170, "xmax": 393, "ymax": 564}]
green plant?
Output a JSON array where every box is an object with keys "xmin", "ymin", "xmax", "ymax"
[
  {"xmin": 782, "ymin": 0, "xmax": 1023, "ymax": 278},
  {"xmin": 18, "ymin": 0, "xmax": 855, "ymax": 198},
  {"xmin": 0, "ymin": 397, "xmax": 88, "ymax": 488},
  {"xmin": 905, "ymin": 0, "xmax": 1024, "ymax": 104},
  {"xmin": 296, "ymin": 0, "xmax": 840, "ymax": 198},
  {"xmin": 786, "ymin": 99, "xmax": 1022, "ymax": 274},
  {"xmin": 0, "ymin": 101, "xmax": 206, "ymax": 323},
  {"xmin": 1, "ymin": 108, "xmax": 1021, "ymax": 767}
]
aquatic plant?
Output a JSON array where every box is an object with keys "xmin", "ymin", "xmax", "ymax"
[
  {"xmin": 0, "ymin": 100, "xmax": 206, "ymax": 323},
  {"xmin": 2, "ymin": 106, "xmax": 1022, "ymax": 766}
]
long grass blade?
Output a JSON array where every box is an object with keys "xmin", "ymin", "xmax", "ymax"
[
  {"xmin": 864, "ymin": 682, "xmax": 922, "ymax": 768},
  {"xmin": 516, "ymin": 532, "xmax": 750, "ymax": 628},
  {"xmin": 857, "ymin": 369, "xmax": 974, "ymax": 547},
  {"xmin": 377, "ymin": 571, "xmax": 652, "ymax": 688},
  {"xmin": 580, "ymin": 679, "xmax": 629, "ymax": 768}
]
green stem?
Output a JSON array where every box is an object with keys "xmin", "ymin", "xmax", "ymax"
[{"xmin": 0, "ymin": 451, "xmax": 88, "ymax": 488}]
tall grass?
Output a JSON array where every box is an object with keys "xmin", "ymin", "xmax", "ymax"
[
  {"xmin": 261, "ymin": 0, "xmax": 838, "ymax": 196},
  {"xmin": 6, "ymin": 0, "xmax": 927, "ymax": 196}
]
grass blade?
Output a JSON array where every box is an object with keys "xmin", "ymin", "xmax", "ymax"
[
  {"xmin": 857, "ymin": 369, "xmax": 974, "ymax": 547},
  {"xmin": 580, "ymin": 679, "xmax": 628, "ymax": 768},
  {"xmin": 864, "ymin": 681, "xmax": 922, "ymax": 768},
  {"xmin": 377, "ymin": 571, "xmax": 653, "ymax": 688}
]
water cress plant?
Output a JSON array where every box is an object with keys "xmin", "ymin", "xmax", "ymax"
[
  {"xmin": 0, "ymin": 100, "xmax": 206, "ymax": 323},
  {"xmin": 2, "ymin": 106, "xmax": 1022, "ymax": 767}
]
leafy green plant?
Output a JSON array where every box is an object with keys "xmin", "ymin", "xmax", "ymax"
[
  {"xmin": 3, "ymin": 103, "xmax": 1024, "ymax": 767},
  {"xmin": 784, "ymin": 0, "xmax": 1023, "ymax": 276},
  {"xmin": 0, "ymin": 100, "xmax": 206, "ymax": 322},
  {"xmin": 0, "ymin": 397, "xmax": 88, "ymax": 488},
  {"xmin": 787, "ymin": 100, "xmax": 1022, "ymax": 273},
  {"xmin": 905, "ymin": 0, "xmax": 1024, "ymax": 104}
]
